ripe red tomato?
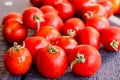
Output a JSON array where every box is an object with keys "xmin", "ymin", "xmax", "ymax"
[
  {"xmin": 2, "ymin": 19, "xmax": 28, "ymax": 43},
  {"xmin": 101, "ymin": 26, "xmax": 120, "ymax": 51},
  {"xmin": 4, "ymin": 42, "xmax": 32, "ymax": 75},
  {"xmin": 54, "ymin": 36, "xmax": 78, "ymax": 55},
  {"xmin": 72, "ymin": 0, "xmax": 95, "ymax": 17},
  {"xmin": 22, "ymin": 7, "xmax": 44, "ymax": 30},
  {"xmin": 85, "ymin": 15, "xmax": 110, "ymax": 34},
  {"xmin": 2, "ymin": 12, "xmax": 22, "ymax": 25},
  {"xmin": 40, "ymin": 5, "xmax": 58, "ymax": 15},
  {"xmin": 78, "ymin": 26, "xmax": 101, "ymax": 49},
  {"xmin": 54, "ymin": 1, "xmax": 74, "ymax": 21},
  {"xmin": 23, "ymin": 36, "xmax": 50, "ymax": 64},
  {"xmin": 82, "ymin": 3, "xmax": 107, "ymax": 21},
  {"xmin": 41, "ymin": 13, "xmax": 63, "ymax": 31},
  {"xmin": 34, "ymin": 26, "xmax": 61, "ymax": 43},
  {"xmin": 36, "ymin": 45, "xmax": 68, "ymax": 78},
  {"xmin": 62, "ymin": 18, "xmax": 85, "ymax": 39},
  {"xmin": 30, "ymin": 0, "xmax": 42, "ymax": 7},
  {"xmin": 98, "ymin": 0, "xmax": 114, "ymax": 18},
  {"xmin": 68, "ymin": 45, "xmax": 101, "ymax": 77}
]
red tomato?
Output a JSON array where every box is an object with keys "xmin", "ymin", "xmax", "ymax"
[
  {"xmin": 4, "ymin": 42, "xmax": 32, "ymax": 75},
  {"xmin": 98, "ymin": 0, "xmax": 114, "ymax": 18},
  {"xmin": 2, "ymin": 12, "xmax": 22, "ymax": 25},
  {"xmin": 30, "ymin": 0, "xmax": 43, "ymax": 7},
  {"xmin": 23, "ymin": 36, "xmax": 50, "ymax": 63},
  {"xmin": 54, "ymin": 1, "xmax": 74, "ymax": 21},
  {"xmin": 109, "ymin": 0, "xmax": 120, "ymax": 14},
  {"xmin": 78, "ymin": 27, "xmax": 101, "ymax": 49},
  {"xmin": 54, "ymin": 36, "xmax": 78, "ymax": 55},
  {"xmin": 34, "ymin": 26, "xmax": 61, "ymax": 43},
  {"xmin": 82, "ymin": 3, "xmax": 107, "ymax": 21},
  {"xmin": 62, "ymin": 18, "xmax": 85, "ymax": 39},
  {"xmin": 2, "ymin": 19, "xmax": 28, "ymax": 43},
  {"xmin": 22, "ymin": 7, "xmax": 44, "ymax": 30},
  {"xmin": 41, "ymin": 13, "xmax": 63, "ymax": 31},
  {"xmin": 72, "ymin": 0, "xmax": 95, "ymax": 17},
  {"xmin": 42, "ymin": 0, "xmax": 64, "ymax": 6},
  {"xmin": 40, "ymin": 5, "xmax": 58, "ymax": 15},
  {"xmin": 101, "ymin": 26, "xmax": 120, "ymax": 51},
  {"xmin": 85, "ymin": 15, "xmax": 110, "ymax": 34},
  {"xmin": 36, "ymin": 45, "xmax": 68, "ymax": 78},
  {"xmin": 68, "ymin": 45, "xmax": 101, "ymax": 77}
]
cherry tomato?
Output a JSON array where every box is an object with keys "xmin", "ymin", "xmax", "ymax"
[
  {"xmin": 78, "ymin": 26, "xmax": 101, "ymax": 49},
  {"xmin": 34, "ymin": 26, "xmax": 61, "ymax": 43},
  {"xmin": 36, "ymin": 45, "xmax": 68, "ymax": 78},
  {"xmin": 101, "ymin": 26, "xmax": 120, "ymax": 51},
  {"xmin": 54, "ymin": 1, "xmax": 74, "ymax": 21},
  {"xmin": 41, "ymin": 13, "xmax": 63, "ymax": 31},
  {"xmin": 22, "ymin": 7, "xmax": 44, "ymax": 30},
  {"xmin": 62, "ymin": 18, "xmax": 85, "ymax": 39},
  {"xmin": 40, "ymin": 5, "xmax": 58, "ymax": 15},
  {"xmin": 23, "ymin": 36, "xmax": 50, "ymax": 63},
  {"xmin": 2, "ymin": 12, "xmax": 22, "ymax": 25},
  {"xmin": 85, "ymin": 15, "xmax": 110, "ymax": 34},
  {"xmin": 2, "ymin": 19, "xmax": 28, "ymax": 43},
  {"xmin": 30, "ymin": 0, "xmax": 43, "ymax": 7},
  {"xmin": 68, "ymin": 45, "xmax": 101, "ymax": 77},
  {"xmin": 54, "ymin": 36, "xmax": 78, "ymax": 55},
  {"xmin": 98, "ymin": 0, "xmax": 114, "ymax": 18},
  {"xmin": 4, "ymin": 42, "xmax": 32, "ymax": 75},
  {"xmin": 72, "ymin": 0, "xmax": 95, "ymax": 17},
  {"xmin": 82, "ymin": 3, "xmax": 107, "ymax": 21}
]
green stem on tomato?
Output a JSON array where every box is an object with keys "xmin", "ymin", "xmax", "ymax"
[
  {"xmin": 48, "ymin": 45, "xmax": 58, "ymax": 53},
  {"xmin": 34, "ymin": 14, "xmax": 44, "ymax": 31},
  {"xmin": 110, "ymin": 40, "xmax": 119, "ymax": 51},
  {"xmin": 70, "ymin": 53, "xmax": 86, "ymax": 70}
]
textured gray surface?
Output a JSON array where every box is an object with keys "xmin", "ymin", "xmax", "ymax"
[{"xmin": 0, "ymin": 0, "xmax": 120, "ymax": 80}]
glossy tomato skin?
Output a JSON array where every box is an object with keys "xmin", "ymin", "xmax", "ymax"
[
  {"xmin": 78, "ymin": 27, "xmax": 101, "ymax": 50},
  {"xmin": 36, "ymin": 45, "xmax": 68, "ymax": 78},
  {"xmin": 54, "ymin": 36, "xmax": 78, "ymax": 55},
  {"xmin": 2, "ymin": 12, "xmax": 22, "ymax": 25},
  {"xmin": 23, "ymin": 36, "xmax": 50, "ymax": 63},
  {"xmin": 62, "ymin": 18, "xmax": 85, "ymax": 39},
  {"xmin": 98, "ymin": 0, "xmax": 114, "ymax": 18},
  {"xmin": 85, "ymin": 15, "xmax": 110, "ymax": 34},
  {"xmin": 101, "ymin": 26, "xmax": 120, "ymax": 51},
  {"xmin": 40, "ymin": 5, "xmax": 58, "ymax": 15},
  {"xmin": 68, "ymin": 45, "xmax": 101, "ymax": 77},
  {"xmin": 2, "ymin": 19, "xmax": 28, "ymax": 43},
  {"xmin": 34, "ymin": 26, "xmax": 61, "ymax": 43},
  {"xmin": 54, "ymin": 1, "xmax": 74, "ymax": 21},
  {"xmin": 4, "ymin": 43, "xmax": 32, "ymax": 75},
  {"xmin": 41, "ymin": 13, "xmax": 63, "ymax": 31},
  {"xmin": 22, "ymin": 7, "xmax": 44, "ymax": 29},
  {"xmin": 82, "ymin": 3, "xmax": 107, "ymax": 21}
]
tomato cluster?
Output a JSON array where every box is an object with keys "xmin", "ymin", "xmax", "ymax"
[{"xmin": 1, "ymin": 0, "xmax": 120, "ymax": 79}]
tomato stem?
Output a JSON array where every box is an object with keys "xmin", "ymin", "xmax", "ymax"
[
  {"xmin": 84, "ymin": 11, "xmax": 94, "ymax": 19},
  {"xmin": 67, "ymin": 29, "xmax": 75, "ymax": 37},
  {"xmin": 70, "ymin": 53, "xmax": 86, "ymax": 70},
  {"xmin": 110, "ymin": 40, "xmax": 119, "ymax": 51},
  {"xmin": 34, "ymin": 14, "xmax": 44, "ymax": 31},
  {"xmin": 48, "ymin": 45, "xmax": 58, "ymax": 53}
]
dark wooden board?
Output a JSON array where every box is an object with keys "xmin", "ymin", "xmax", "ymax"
[{"xmin": 0, "ymin": 0, "xmax": 120, "ymax": 80}]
